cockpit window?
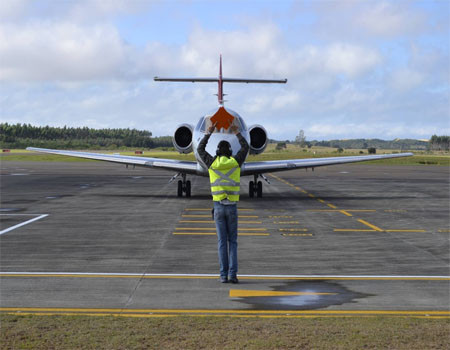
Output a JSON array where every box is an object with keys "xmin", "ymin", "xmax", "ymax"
[{"xmin": 197, "ymin": 117, "xmax": 206, "ymax": 132}]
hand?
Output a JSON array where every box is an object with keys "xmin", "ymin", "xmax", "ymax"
[
  {"xmin": 208, "ymin": 122, "xmax": 217, "ymax": 134},
  {"xmin": 229, "ymin": 125, "xmax": 239, "ymax": 134}
]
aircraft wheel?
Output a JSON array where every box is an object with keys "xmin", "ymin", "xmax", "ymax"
[
  {"xmin": 257, "ymin": 181, "xmax": 263, "ymax": 198},
  {"xmin": 249, "ymin": 181, "xmax": 254, "ymax": 198},
  {"xmin": 186, "ymin": 180, "xmax": 191, "ymax": 197},
  {"xmin": 177, "ymin": 180, "xmax": 183, "ymax": 197}
]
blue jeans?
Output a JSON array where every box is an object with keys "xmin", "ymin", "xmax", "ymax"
[{"xmin": 213, "ymin": 202, "xmax": 238, "ymax": 279}]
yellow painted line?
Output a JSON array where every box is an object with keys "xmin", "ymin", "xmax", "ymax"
[
  {"xmin": 327, "ymin": 203, "xmax": 337, "ymax": 209},
  {"xmin": 308, "ymin": 193, "xmax": 315, "ymax": 198},
  {"xmin": 384, "ymin": 209, "xmax": 407, "ymax": 213},
  {"xmin": 273, "ymin": 221, "xmax": 299, "ymax": 224},
  {"xmin": 173, "ymin": 232, "xmax": 270, "ymax": 236},
  {"xmin": 182, "ymin": 215, "xmax": 258, "ymax": 218},
  {"xmin": 1, "ymin": 308, "xmax": 448, "ymax": 318},
  {"xmin": 279, "ymin": 228, "xmax": 308, "ymax": 232},
  {"xmin": 307, "ymin": 209, "xmax": 376, "ymax": 212},
  {"xmin": 229, "ymin": 289, "xmax": 336, "ymax": 298},
  {"xmin": 281, "ymin": 233, "xmax": 313, "ymax": 237},
  {"xmin": 339, "ymin": 210, "xmax": 353, "ymax": 217},
  {"xmin": 175, "ymin": 228, "xmax": 267, "ymax": 231},
  {"xmin": 317, "ymin": 199, "xmax": 325, "ymax": 203},
  {"xmin": 179, "ymin": 220, "xmax": 215, "ymax": 223},
  {"xmin": 334, "ymin": 229, "xmax": 376, "ymax": 232},
  {"xmin": 179, "ymin": 220, "xmax": 262, "ymax": 224},
  {"xmin": 438, "ymin": 229, "xmax": 450, "ymax": 233},
  {"xmin": 269, "ymin": 216, "xmax": 293, "ymax": 218},
  {"xmin": 184, "ymin": 208, "xmax": 254, "ymax": 212},
  {"xmin": 385, "ymin": 229, "xmax": 427, "ymax": 233},
  {"xmin": 357, "ymin": 219, "xmax": 384, "ymax": 232}
]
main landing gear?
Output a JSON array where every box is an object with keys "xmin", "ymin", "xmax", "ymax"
[
  {"xmin": 249, "ymin": 174, "xmax": 265, "ymax": 198},
  {"xmin": 171, "ymin": 173, "xmax": 191, "ymax": 197}
]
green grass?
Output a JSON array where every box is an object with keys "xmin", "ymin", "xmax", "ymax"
[
  {"xmin": 1, "ymin": 148, "xmax": 449, "ymax": 166},
  {"xmin": 1, "ymin": 314, "xmax": 449, "ymax": 350}
]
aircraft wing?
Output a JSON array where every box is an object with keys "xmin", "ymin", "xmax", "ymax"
[
  {"xmin": 241, "ymin": 152, "xmax": 413, "ymax": 176},
  {"xmin": 26, "ymin": 147, "xmax": 199, "ymax": 174}
]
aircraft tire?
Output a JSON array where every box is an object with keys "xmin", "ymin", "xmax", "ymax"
[
  {"xmin": 249, "ymin": 181, "xmax": 254, "ymax": 198},
  {"xmin": 186, "ymin": 180, "xmax": 191, "ymax": 197},
  {"xmin": 257, "ymin": 181, "xmax": 263, "ymax": 198},
  {"xmin": 177, "ymin": 180, "xmax": 183, "ymax": 197}
]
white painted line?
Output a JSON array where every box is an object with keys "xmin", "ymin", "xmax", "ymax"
[
  {"xmin": 0, "ymin": 214, "xmax": 49, "ymax": 235},
  {"xmin": 0, "ymin": 272, "xmax": 448, "ymax": 280}
]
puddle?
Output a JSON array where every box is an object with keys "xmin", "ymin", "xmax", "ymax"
[{"xmin": 232, "ymin": 281, "xmax": 371, "ymax": 310}]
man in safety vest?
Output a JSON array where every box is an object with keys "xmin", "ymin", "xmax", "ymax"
[{"xmin": 198, "ymin": 123, "xmax": 249, "ymax": 283}]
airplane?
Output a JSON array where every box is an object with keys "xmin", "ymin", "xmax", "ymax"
[{"xmin": 27, "ymin": 56, "xmax": 413, "ymax": 198}]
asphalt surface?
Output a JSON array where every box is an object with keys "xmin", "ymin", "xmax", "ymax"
[{"xmin": 1, "ymin": 160, "xmax": 449, "ymax": 317}]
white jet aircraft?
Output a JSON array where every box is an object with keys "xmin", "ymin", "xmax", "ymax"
[{"xmin": 28, "ymin": 56, "xmax": 413, "ymax": 198}]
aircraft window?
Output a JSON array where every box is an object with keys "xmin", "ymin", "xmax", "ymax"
[
  {"xmin": 197, "ymin": 118, "xmax": 206, "ymax": 131},
  {"xmin": 238, "ymin": 117, "xmax": 247, "ymax": 130}
]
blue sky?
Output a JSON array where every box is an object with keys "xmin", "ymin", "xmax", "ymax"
[{"xmin": 1, "ymin": 0, "xmax": 449, "ymax": 140}]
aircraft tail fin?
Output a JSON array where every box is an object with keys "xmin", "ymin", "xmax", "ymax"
[{"xmin": 154, "ymin": 56, "xmax": 287, "ymax": 105}]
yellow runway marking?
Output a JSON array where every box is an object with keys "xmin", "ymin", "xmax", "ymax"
[
  {"xmin": 269, "ymin": 215, "xmax": 293, "ymax": 218},
  {"xmin": 173, "ymin": 232, "xmax": 270, "ymax": 236},
  {"xmin": 317, "ymin": 199, "xmax": 325, "ymax": 203},
  {"xmin": 175, "ymin": 228, "xmax": 267, "ymax": 231},
  {"xmin": 438, "ymin": 229, "xmax": 450, "ymax": 233},
  {"xmin": 357, "ymin": 219, "xmax": 384, "ymax": 232},
  {"xmin": 273, "ymin": 221, "xmax": 299, "ymax": 224},
  {"xmin": 1, "ymin": 307, "xmax": 448, "ymax": 319},
  {"xmin": 279, "ymin": 228, "xmax": 308, "ymax": 232},
  {"xmin": 385, "ymin": 229, "xmax": 427, "ymax": 233},
  {"xmin": 179, "ymin": 220, "xmax": 262, "ymax": 224},
  {"xmin": 307, "ymin": 209, "xmax": 376, "ymax": 212},
  {"xmin": 229, "ymin": 289, "xmax": 335, "ymax": 297},
  {"xmin": 182, "ymin": 215, "xmax": 258, "ymax": 218},
  {"xmin": 308, "ymin": 193, "xmax": 315, "ymax": 198},
  {"xmin": 327, "ymin": 203, "xmax": 337, "ymax": 209},
  {"xmin": 281, "ymin": 233, "xmax": 313, "ymax": 237},
  {"xmin": 184, "ymin": 208, "xmax": 254, "ymax": 212},
  {"xmin": 340, "ymin": 210, "xmax": 353, "ymax": 217},
  {"xmin": 334, "ymin": 229, "xmax": 376, "ymax": 232}
]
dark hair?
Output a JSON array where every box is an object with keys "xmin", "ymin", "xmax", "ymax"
[{"xmin": 216, "ymin": 140, "xmax": 232, "ymax": 157}]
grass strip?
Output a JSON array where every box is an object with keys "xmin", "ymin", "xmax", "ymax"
[{"xmin": 1, "ymin": 314, "xmax": 449, "ymax": 350}]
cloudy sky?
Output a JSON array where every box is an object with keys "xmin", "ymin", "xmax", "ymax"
[{"xmin": 1, "ymin": 0, "xmax": 448, "ymax": 140}]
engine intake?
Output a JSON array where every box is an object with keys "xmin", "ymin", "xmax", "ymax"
[
  {"xmin": 173, "ymin": 124, "xmax": 193, "ymax": 154},
  {"xmin": 248, "ymin": 125, "xmax": 268, "ymax": 155}
]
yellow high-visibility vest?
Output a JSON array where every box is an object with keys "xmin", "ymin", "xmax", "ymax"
[{"xmin": 209, "ymin": 156, "xmax": 241, "ymax": 202}]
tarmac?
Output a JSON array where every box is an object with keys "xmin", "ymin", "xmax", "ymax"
[{"xmin": 1, "ymin": 160, "xmax": 449, "ymax": 318}]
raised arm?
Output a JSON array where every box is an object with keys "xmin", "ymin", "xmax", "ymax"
[{"xmin": 197, "ymin": 123, "xmax": 216, "ymax": 168}]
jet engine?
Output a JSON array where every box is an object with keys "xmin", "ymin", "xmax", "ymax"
[
  {"xmin": 248, "ymin": 125, "xmax": 268, "ymax": 155},
  {"xmin": 173, "ymin": 124, "xmax": 193, "ymax": 154}
]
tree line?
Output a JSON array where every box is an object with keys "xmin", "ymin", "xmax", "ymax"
[
  {"xmin": 0, "ymin": 123, "xmax": 173, "ymax": 149},
  {"xmin": 429, "ymin": 135, "xmax": 450, "ymax": 151}
]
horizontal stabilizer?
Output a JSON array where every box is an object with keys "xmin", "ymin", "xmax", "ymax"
[{"xmin": 154, "ymin": 77, "xmax": 287, "ymax": 84}]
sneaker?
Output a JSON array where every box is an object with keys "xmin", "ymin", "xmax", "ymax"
[
  {"xmin": 220, "ymin": 277, "xmax": 228, "ymax": 283},
  {"xmin": 229, "ymin": 276, "xmax": 239, "ymax": 284}
]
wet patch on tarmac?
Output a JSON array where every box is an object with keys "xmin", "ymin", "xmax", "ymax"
[{"xmin": 232, "ymin": 281, "xmax": 371, "ymax": 310}]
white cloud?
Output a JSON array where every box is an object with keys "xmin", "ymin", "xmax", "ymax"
[
  {"xmin": 356, "ymin": 1, "xmax": 425, "ymax": 37},
  {"xmin": 324, "ymin": 43, "xmax": 382, "ymax": 77},
  {"xmin": 389, "ymin": 68, "xmax": 424, "ymax": 92},
  {"xmin": 0, "ymin": 21, "xmax": 127, "ymax": 81}
]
